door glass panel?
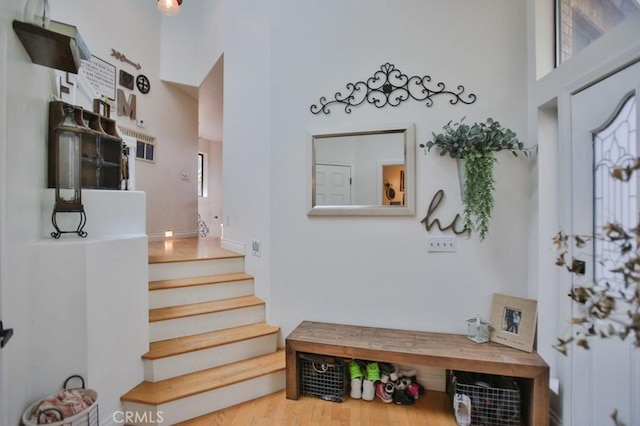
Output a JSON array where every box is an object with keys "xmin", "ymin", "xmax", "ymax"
[{"xmin": 593, "ymin": 93, "xmax": 637, "ymax": 287}]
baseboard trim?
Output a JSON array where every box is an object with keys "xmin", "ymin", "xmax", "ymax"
[{"xmin": 221, "ymin": 238, "xmax": 245, "ymax": 255}]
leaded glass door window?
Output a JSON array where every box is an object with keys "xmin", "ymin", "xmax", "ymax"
[{"xmin": 593, "ymin": 94, "xmax": 637, "ymax": 291}]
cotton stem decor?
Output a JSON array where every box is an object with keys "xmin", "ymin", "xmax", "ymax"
[{"xmin": 553, "ymin": 158, "xmax": 640, "ymax": 355}]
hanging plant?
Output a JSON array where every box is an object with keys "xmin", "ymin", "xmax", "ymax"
[{"xmin": 420, "ymin": 117, "xmax": 530, "ymax": 240}]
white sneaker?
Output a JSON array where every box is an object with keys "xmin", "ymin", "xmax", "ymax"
[
  {"xmin": 454, "ymin": 393, "xmax": 472, "ymax": 426},
  {"xmin": 350, "ymin": 377, "xmax": 362, "ymax": 399},
  {"xmin": 389, "ymin": 365, "xmax": 399, "ymax": 382},
  {"xmin": 362, "ymin": 379, "xmax": 375, "ymax": 401}
]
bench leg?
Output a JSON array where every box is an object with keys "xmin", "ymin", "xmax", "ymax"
[
  {"xmin": 530, "ymin": 371, "xmax": 549, "ymax": 426},
  {"xmin": 285, "ymin": 342, "xmax": 299, "ymax": 400}
]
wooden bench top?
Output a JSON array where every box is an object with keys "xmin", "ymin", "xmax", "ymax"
[{"xmin": 286, "ymin": 321, "xmax": 548, "ymax": 378}]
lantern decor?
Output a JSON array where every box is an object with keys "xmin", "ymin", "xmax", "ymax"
[
  {"xmin": 467, "ymin": 314, "xmax": 492, "ymax": 344},
  {"xmin": 50, "ymin": 104, "xmax": 87, "ymax": 238}
]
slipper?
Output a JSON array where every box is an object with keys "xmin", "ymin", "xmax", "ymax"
[{"xmin": 454, "ymin": 393, "xmax": 472, "ymax": 426}]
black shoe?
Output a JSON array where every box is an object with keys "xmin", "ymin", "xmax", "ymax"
[{"xmin": 393, "ymin": 388, "xmax": 415, "ymax": 405}]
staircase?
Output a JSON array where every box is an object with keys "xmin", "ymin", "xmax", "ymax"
[{"xmin": 121, "ymin": 247, "xmax": 285, "ymax": 425}]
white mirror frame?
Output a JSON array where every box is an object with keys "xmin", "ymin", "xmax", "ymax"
[{"xmin": 307, "ymin": 122, "xmax": 415, "ymax": 216}]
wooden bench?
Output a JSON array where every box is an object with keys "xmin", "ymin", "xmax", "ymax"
[{"xmin": 286, "ymin": 321, "xmax": 549, "ymax": 426}]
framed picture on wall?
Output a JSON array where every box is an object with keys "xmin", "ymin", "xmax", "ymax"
[
  {"xmin": 118, "ymin": 127, "xmax": 156, "ymax": 164},
  {"xmin": 489, "ymin": 293, "xmax": 538, "ymax": 352}
]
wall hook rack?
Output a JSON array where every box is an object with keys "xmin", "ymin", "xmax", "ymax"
[{"xmin": 310, "ymin": 63, "xmax": 477, "ymax": 115}]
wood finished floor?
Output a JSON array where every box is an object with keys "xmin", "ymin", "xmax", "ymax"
[
  {"xmin": 176, "ymin": 390, "xmax": 457, "ymax": 426},
  {"xmin": 148, "ymin": 238, "xmax": 458, "ymax": 425},
  {"xmin": 148, "ymin": 237, "xmax": 239, "ymax": 263}
]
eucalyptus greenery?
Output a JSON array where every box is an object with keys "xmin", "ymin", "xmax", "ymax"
[{"xmin": 420, "ymin": 117, "xmax": 528, "ymax": 240}]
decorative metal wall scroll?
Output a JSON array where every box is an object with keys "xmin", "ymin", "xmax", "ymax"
[{"xmin": 310, "ymin": 63, "xmax": 477, "ymax": 115}]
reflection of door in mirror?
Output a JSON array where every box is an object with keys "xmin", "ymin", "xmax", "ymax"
[
  {"xmin": 314, "ymin": 132, "xmax": 404, "ymax": 206},
  {"xmin": 315, "ymin": 164, "xmax": 352, "ymax": 205},
  {"xmin": 381, "ymin": 164, "xmax": 404, "ymax": 206}
]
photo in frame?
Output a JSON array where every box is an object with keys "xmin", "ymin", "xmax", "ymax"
[{"xmin": 489, "ymin": 293, "xmax": 538, "ymax": 352}]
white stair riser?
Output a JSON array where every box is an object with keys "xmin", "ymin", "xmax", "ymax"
[
  {"xmin": 150, "ymin": 305, "xmax": 265, "ymax": 342},
  {"xmin": 143, "ymin": 333, "xmax": 279, "ymax": 381},
  {"xmin": 149, "ymin": 257, "xmax": 245, "ymax": 281},
  {"xmin": 149, "ymin": 280, "xmax": 254, "ymax": 309},
  {"xmin": 123, "ymin": 371, "xmax": 285, "ymax": 426}
]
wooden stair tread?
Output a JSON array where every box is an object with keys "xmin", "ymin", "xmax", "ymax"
[
  {"xmin": 121, "ymin": 350, "xmax": 285, "ymax": 405},
  {"xmin": 149, "ymin": 272, "xmax": 253, "ymax": 291},
  {"xmin": 149, "ymin": 295, "xmax": 265, "ymax": 322},
  {"xmin": 148, "ymin": 239, "xmax": 243, "ymax": 264},
  {"xmin": 143, "ymin": 323, "xmax": 279, "ymax": 360}
]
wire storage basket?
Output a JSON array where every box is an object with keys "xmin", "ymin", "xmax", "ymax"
[
  {"xmin": 298, "ymin": 352, "xmax": 347, "ymax": 402},
  {"xmin": 447, "ymin": 370, "xmax": 520, "ymax": 426},
  {"xmin": 22, "ymin": 375, "xmax": 98, "ymax": 426}
]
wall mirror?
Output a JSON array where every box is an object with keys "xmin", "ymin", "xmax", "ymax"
[{"xmin": 307, "ymin": 122, "xmax": 415, "ymax": 216}]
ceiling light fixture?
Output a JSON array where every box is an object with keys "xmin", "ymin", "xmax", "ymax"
[{"xmin": 157, "ymin": 0, "xmax": 182, "ymax": 16}]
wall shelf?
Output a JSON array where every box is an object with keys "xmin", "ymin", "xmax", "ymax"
[{"xmin": 12, "ymin": 20, "xmax": 90, "ymax": 74}]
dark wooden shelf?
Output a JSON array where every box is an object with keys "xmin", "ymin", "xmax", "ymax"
[
  {"xmin": 48, "ymin": 101, "xmax": 123, "ymax": 190},
  {"xmin": 13, "ymin": 20, "xmax": 84, "ymax": 73}
]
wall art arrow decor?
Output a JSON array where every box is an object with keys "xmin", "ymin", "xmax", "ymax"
[{"xmin": 111, "ymin": 48, "xmax": 142, "ymax": 70}]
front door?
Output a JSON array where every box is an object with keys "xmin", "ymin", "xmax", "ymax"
[{"xmin": 570, "ymin": 60, "xmax": 640, "ymax": 426}]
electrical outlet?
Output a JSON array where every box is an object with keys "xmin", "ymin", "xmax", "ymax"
[
  {"xmin": 427, "ymin": 236, "xmax": 457, "ymax": 252},
  {"xmin": 251, "ymin": 239, "xmax": 262, "ymax": 257}
]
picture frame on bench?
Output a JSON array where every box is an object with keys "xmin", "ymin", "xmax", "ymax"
[{"xmin": 489, "ymin": 293, "xmax": 538, "ymax": 352}]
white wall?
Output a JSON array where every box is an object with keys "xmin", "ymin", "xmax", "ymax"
[
  {"xmin": 160, "ymin": 0, "xmax": 226, "ymax": 88},
  {"xmin": 262, "ymin": 0, "xmax": 531, "ymax": 340},
  {"xmin": 188, "ymin": 0, "xmax": 532, "ymax": 346},
  {"xmin": 220, "ymin": 0, "xmax": 273, "ymax": 309},
  {"xmin": 29, "ymin": 229, "xmax": 148, "ymax": 426},
  {"xmin": 0, "ymin": 1, "xmax": 196, "ymax": 423},
  {"xmin": 1, "ymin": 3, "xmax": 63, "ymax": 423}
]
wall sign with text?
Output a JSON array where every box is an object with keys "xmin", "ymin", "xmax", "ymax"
[{"xmin": 80, "ymin": 55, "xmax": 116, "ymax": 100}]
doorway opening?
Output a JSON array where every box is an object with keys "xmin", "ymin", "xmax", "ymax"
[{"xmin": 197, "ymin": 55, "xmax": 224, "ymax": 239}]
